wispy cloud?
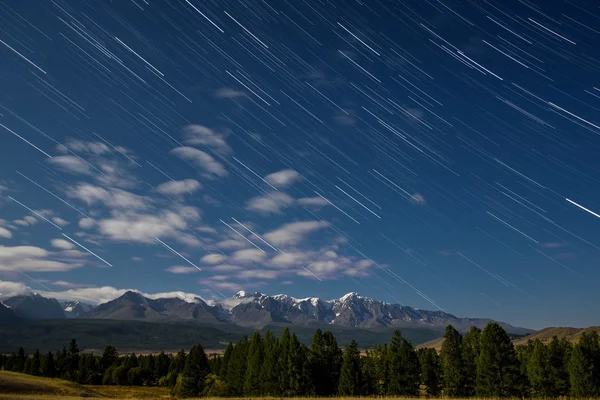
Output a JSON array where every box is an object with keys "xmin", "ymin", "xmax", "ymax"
[{"xmin": 171, "ymin": 146, "xmax": 228, "ymax": 178}]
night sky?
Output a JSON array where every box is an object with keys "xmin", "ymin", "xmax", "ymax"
[{"xmin": 1, "ymin": 0, "xmax": 600, "ymax": 330}]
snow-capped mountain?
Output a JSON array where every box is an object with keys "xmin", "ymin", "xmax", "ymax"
[
  {"xmin": 3, "ymin": 293, "xmax": 66, "ymax": 320},
  {"xmin": 62, "ymin": 301, "xmax": 94, "ymax": 318},
  {"xmin": 3, "ymin": 290, "xmax": 533, "ymax": 335}
]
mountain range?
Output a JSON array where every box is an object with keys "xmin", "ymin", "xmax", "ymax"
[{"xmin": 0, "ymin": 290, "xmax": 532, "ymax": 335}]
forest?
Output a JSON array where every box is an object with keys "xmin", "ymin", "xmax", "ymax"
[{"xmin": 2, "ymin": 321, "xmax": 600, "ymax": 398}]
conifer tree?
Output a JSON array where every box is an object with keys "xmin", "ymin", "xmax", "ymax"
[
  {"xmin": 476, "ymin": 322, "xmax": 523, "ymax": 397},
  {"xmin": 462, "ymin": 326, "xmax": 481, "ymax": 396},
  {"xmin": 527, "ymin": 339, "xmax": 552, "ymax": 397},
  {"xmin": 175, "ymin": 343, "xmax": 209, "ymax": 398},
  {"xmin": 278, "ymin": 328, "xmax": 291, "ymax": 395},
  {"xmin": 308, "ymin": 328, "xmax": 326, "ymax": 395},
  {"xmin": 155, "ymin": 351, "xmax": 170, "ymax": 382},
  {"xmin": 387, "ymin": 330, "xmax": 420, "ymax": 396},
  {"xmin": 374, "ymin": 344, "xmax": 389, "ymax": 395},
  {"xmin": 287, "ymin": 333, "xmax": 307, "ymax": 395},
  {"xmin": 338, "ymin": 340, "xmax": 362, "ymax": 396},
  {"xmin": 548, "ymin": 336, "xmax": 571, "ymax": 396},
  {"xmin": 569, "ymin": 331, "xmax": 600, "ymax": 397},
  {"xmin": 259, "ymin": 330, "xmax": 280, "ymax": 396},
  {"xmin": 226, "ymin": 336, "xmax": 249, "ymax": 396},
  {"xmin": 360, "ymin": 350, "xmax": 378, "ymax": 395},
  {"xmin": 323, "ymin": 330, "xmax": 343, "ymax": 395},
  {"xmin": 29, "ymin": 349, "xmax": 41, "ymax": 376},
  {"xmin": 219, "ymin": 343, "xmax": 233, "ymax": 379},
  {"xmin": 15, "ymin": 347, "xmax": 25, "ymax": 372},
  {"xmin": 440, "ymin": 325, "xmax": 465, "ymax": 396},
  {"xmin": 41, "ymin": 351, "xmax": 56, "ymax": 377},
  {"xmin": 244, "ymin": 332, "xmax": 264, "ymax": 395},
  {"xmin": 100, "ymin": 345, "xmax": 118, "ymax": 372},
  {"xmin": 418, "ymin": 347, "xmax": 441, "ymax": 396}
]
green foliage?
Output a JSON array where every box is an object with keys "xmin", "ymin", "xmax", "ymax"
[
  {"xmin": 569, "ymin": 331, "xmax": 600, "ymax": 397},
  {"xmin": 440, "ymin": 325, "xmax": 465, "ymax": 396},
  {"xmin": 386, "ymin": 329, "xmax": 420, "ymax": 396},
  {"xmin": 338, "ymin": 340, "xmax": 362, "ymax": 395},
  {"xmin": 2, "ymin": 323, "xmax": 594, "ymax": 398},
  {"xmin": 476, "ymin": 322, "xmax": 523, "ymax": 397},
  {"xmin": 418, "ymin": 347, "xmax": 441, "ymax": 396}
]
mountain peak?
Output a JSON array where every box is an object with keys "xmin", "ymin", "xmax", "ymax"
[
  {"xmin": 235, "ymin": 291, "xmax": 264, "ymax": 299},
  {"xmin": 339, "ymin": 292, "xmax": 360, "ymax": 301}
]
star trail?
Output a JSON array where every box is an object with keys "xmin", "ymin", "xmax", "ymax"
[{"xmin": 1, "ymin": 0, "xmax": 600, "ymax": 329}]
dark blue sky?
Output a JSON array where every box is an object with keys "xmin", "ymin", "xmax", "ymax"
[{"xmin": 1, "ymin": 0, "xmax": 600, "ymax": 330}]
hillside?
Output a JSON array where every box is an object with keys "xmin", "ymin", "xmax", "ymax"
[
  {"xmin": 0, "ymin": 370, "xmax": 170, "ymax": 399},
  {"xmin": 0, "ymin": 370, "xmax": 100, "ymax": 397},
  {"xmin": 513, "ymin": 326, "xmax": 600, "ymax": 346},
  {"xmin": 0, "ymin": 318, "xmax": 441, "ymax": 353},
  {"xmin": 417, "ymin": 326, "xmax": 600, "ymax": 350}
]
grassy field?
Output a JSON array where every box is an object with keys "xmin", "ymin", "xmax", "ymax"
[{"xmin": 0, "ymin": 371, "xmax": 171, "ymax": 399}]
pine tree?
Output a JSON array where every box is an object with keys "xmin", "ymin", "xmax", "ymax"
[
  {"xmin": 387, "ymin": 330, "xmax": 420, "ymax": 396},
  {"xmin": 323, "ymin": 330, "xmax": 343, "ymax": 395},
  {"xmin": 155, "ymin": 351, "xmax": 170, "ymax": 382},
  {"xmin": 41, "ymin": 351, "xmax": 56, "ymax": 377},
  {"xmin": 175, "ymin": 343, "xmax": 209, "ymax": 398},
  {"xmin": 15, "ymin": 347, "xmax": 25, "ymax": 372},
  {"xmin": 219, "ymin": 343, "xmax": 233, "ymax": 379},
  {"xmin": 360, "ymin": 350, "xmax": 378, "ymax": 395},
  {"xmin": 67, "ymin": 339, "xmax": 80, "ymax": 380},
  {"xmin": 462, "ymin": 326, "xmax": 481, "ymax": 396},
  {"xmin": 278, "ymin": 328, "xmax": 291, "ymax": 395},
  {"xmin": 476, "ymin": 322, "xmax": 523, "ymax": 397},
  {"xmin": 244, "ymin": 332, "xmax": 263, "ymax": 395},
  {"xmin": 29, "ymin": 349, "xmax": 41, "ymax": 376},
  {"xmin": 374, "ymin": 344, "xmax": 389, "ymax": 395},
  {"xmin": 569, "ymin": 331, "xmax": 600, "ymax": 397},
  {"xmin": 338, "ymin": 340, "xmax": 362, "ymax": 396},
  {"xmin": 440, "ymin": 325, "xmax": 465, "ymax": 396},
  {"xmin": 527, "ymin": 339, "xmax": 552, "ymax": 396},
  {"xmin": 100, "ymin": 345, "xmax": 118, "ymax": 372},
  {"xmin": 548, "ymin": 336, "xmax": 571, "ymax": 396},
  {"xmin": 287, "ymin": 333, "xmax": 306, "ymax": 395},
  {"xmin": 418, "ymin": 347, "xmax": 441, "ymax": 396},
  {"xmin": 259, "ymin": 331, "xmax": 280, "ymax": 396},
  {"xmin": 226, "ymin": 336, "xmax": 249, "ymax": 396},
  {"xmin": 308, "ymin": 328, "xmax": 326, "ymax": 395}
]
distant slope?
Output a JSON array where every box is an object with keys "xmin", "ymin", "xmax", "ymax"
[
  {"xmin": 417, "ymin": 330, "xmax": 532, "ymax": 351},
  {"xmin": 3, "ymin": 294, "xmax": 65, "ymax": 320},
  {"xmin": 0, "ymin": 318, "xmax": 441, "ymax": 353},
  {"xmin": 513, "ymin": 326, "xmax": 600, "ymax": 346},
  {"xmin": 0, "ymin": 370, "xmax": 100, "ymax": 397}
]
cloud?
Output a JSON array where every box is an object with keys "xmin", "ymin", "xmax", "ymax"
[
  {"xmin": 412, "ymin": 192, "xmax": 426, "ymax": 205},
  {"xmin": 200, "ymin": 254, "xmax": 227, "ymax": 264},
  {"xmin": 539, "ymin": 242, "xmax": 566, "ymax": 248},
  {"xmin": 23, "ymin": 216, "xmax": 38, "ymax": 225},
  {"xmin": 60, "ymin": 140, "xmax": 110, "ymax": 155},
  {"xmin": 67, "ymin": 184, "xmax": 151, "ymax": 210},
  {"xmin": 165, "ymin": 266, "xmax": 201, "ymax": 274},
  {"xmin": 0, "ymin": 245, "xmax": 83, "ymax": 272},
  {"xmin": 157, "ymin": 179, "xmax": 202, "ymax": 196},
  {"xmin": 183, "ymin": 125, "xmax": 232, "ymax": 155},
  {"xmin": 246, "ymin": 192, "xmax": 294, "ymax": 215},
  {"xmin": 51, "ymin": 217, "xmax": 69, "ymax": 227},
  {"xmin": 297, "ymin": 196, "xmax": 330, "ymax": 208},
  {"xmin": 231, "ymin": 249, "xmax": 267, "ymax": 263},
  {"xmin": 48, "ymin": 155, "xmax": 92, "ymax": 175},
  {"xmin": 264, "ymin": 220, "xmax": 329, "ymax": 247},
  {"xmin": 212, "ymin": 264, "xmax": 243, "ymax": 272},
  {"xmin": 215, "ymin": 88, "xmax": 246, "ymax": 99},
  {"xmin": 0, "ymin": 280, "xmax": 30, "ymax": 298},
  {"xmin": 51, "ymin": 239, "xmax": 74, "ymax": 250},
  {"xmin": 264, "ymin": 169, "xmax": 302, "ymax": 188},
  {"xmin": 237, "ymin": 269, "xmax": 281, "ymax": 279},
  {"xmin": 98, "ymin": 208, "xmax": 200, "ymax": 245},
  {"xmin": 270, "ymin": 251, "xmax": 306, "ymax": 267},
  {"xmin": 215, "ymin": 239, "xmax": 248, "ymax": 250},
  {"xmin": 0, "ymin": 228, "xmax": 12, "ymax": 239},
  {"xmin": 79, "ymin": 218, "xmax": 96, "ymax": 229},
  {"xmin": 333, "ymin": 110, "xmax": 356, "ymax": 126},
  {"xmin": 170, "ymin": 146, "xmax": 228, "ymax": 178}
]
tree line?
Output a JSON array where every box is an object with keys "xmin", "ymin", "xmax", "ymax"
[{"xmin": 2, "ymin": 322, "xmax": 600, "ymax": 398}]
